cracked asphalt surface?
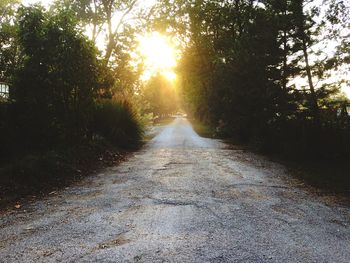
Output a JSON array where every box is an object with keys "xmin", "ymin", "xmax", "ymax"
[{"xmin": 1, "ymin": 118, "xmax": 350, "ymax": 262}]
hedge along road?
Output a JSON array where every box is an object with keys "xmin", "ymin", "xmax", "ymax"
[{"xmin": 0, "ymin": 118, "xmax": 349, "ymax": 262}]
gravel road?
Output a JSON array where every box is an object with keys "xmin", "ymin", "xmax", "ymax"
[{"xmin": 1, "ymin": 118, "xmax": 349, "ymax": 262}]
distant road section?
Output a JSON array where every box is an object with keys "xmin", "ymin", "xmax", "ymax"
[{"xmin": 1, "ymin": 118, "xmax": 349, "ymax": 262}]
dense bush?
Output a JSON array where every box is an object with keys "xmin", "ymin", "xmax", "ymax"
[
  {"xmin": 9, "ymin": 6, "xmax": 102, "ymax": 150},
  {"xmin": 0, "ymin": 5, "xmax": 143, "ymax": 195},
  {"xmin": 250, "ymin": 116, "xmax": 350, "ymax": 161},
  {"xmin": 0, "ymin": 6, "xmax": 143, "ymax": 159},
  {"xmin": 0, "ymin": 0, "xmax": 153, "ymax": 203},
  {"xmin": 92, "ymin": 100, "xmax": 143, "ymax": 148},
  {"xmin": 0, "ymin": 102, "xmax": 11, "ymax": 160}
]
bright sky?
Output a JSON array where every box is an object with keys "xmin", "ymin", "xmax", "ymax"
[
  {"xmin": 22, "ymin": 0, "xmax": 157, "ymax": 8},
  {"xmin": 22, "ymin": 0, "xmax": 51, "ymax": 7},
  {"xmin": 137, "ymin": 32, "xmax": 178, "ymax": 81}
]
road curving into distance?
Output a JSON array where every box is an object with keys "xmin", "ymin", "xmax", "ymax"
[{"xmin": 1, "ymin": 118, "xmax": 349, "ymax": 262}]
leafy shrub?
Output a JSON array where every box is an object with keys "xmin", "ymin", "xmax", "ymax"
[
  {"xmin": 10, "ymin": 6, "xmax": 107, "ymax": 150},
  {"xmin": 0, "ymin": 102, "xmax": 12, "ymax": 160},
  {"xmin": 92, "ymin": 100, "xmax": 143, "ymax": 148}
]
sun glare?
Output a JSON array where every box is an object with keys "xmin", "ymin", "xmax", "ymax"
[{"xmin": 137, "ymin": 32, "xmax": 178, "ymax": 81}]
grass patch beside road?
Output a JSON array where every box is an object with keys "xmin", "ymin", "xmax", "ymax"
[
  {"xmin": 153, "ymin": 116, "xmax": 176, "ymax": 126},
  {"xmin": 290, "ymin": 161, "xmax": 350, "ymax": 194},
  {"xmin": 190, "ymin": 119, "xmax": 216, "ymax": 138},
  {"xmin": 143, "ymin": 116, "xmax": 176, "ymax": 141},
  {"xmin": 0, "ymin": 139, "xmax": 131, "ymax": 210},
  {"xmin": 189, "ymin": 118, "xmax": 350, "ymax": 196}
]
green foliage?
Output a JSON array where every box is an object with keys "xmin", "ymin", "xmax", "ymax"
[
  {"xmin": 0, "ymin": 102, "xmax": 11, "ymax": 159},
  {"xmin": 8, "ymin": 6, "xmax": 107, "ymax": 150},
  {"xmin": 92, "ymin": 100, "xmax": 143, "ymax": 148},
  {"xmin": 141, "ymin": 74, "xmax": 179, "ymax": 118},
  {"xmin": 55, "ymin": 0, "xmax": 139, "ymax": 63},
  {"xmin": 0, "ymin": 0, "xmax": 20, "ymax": 82},
  {"xmin": 160, "ymin": 0, "xmax": 350, "ymax": 160},
  {"xmin": 1, "ymin": 0, "xmax": 350, "ymax": 171},
  {"xmin": 0, "ymin": 4, "xmax": 143, "ymax": 161}
]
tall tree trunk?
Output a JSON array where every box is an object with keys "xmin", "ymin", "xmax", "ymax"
[
  {"xmin": 282, "ymin": 29, "xmax": 288, "ymax": 91},
  {"xmin": 295, "ymin": 0, "xmax": 320, "ymax": 122},
  {"xmin": 103, "ymin": 0, "xmax": 114, "ymax": 64},
  {"xmin": 92, "ymin": 0, "xmax": 98, "ymax": 43},
  {"xmin": 103, "ymin": 0, "xmax": 137, "ymax": 65},
  {"xmin": 104, "ymin": 40, "xmax": 114, "ymax": 64},
  {"xmin": 302, "ymin": 37, "xmax": 320, "ymax": 122}
]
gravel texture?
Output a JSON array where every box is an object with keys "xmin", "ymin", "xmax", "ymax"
[{"xmin": 1, "ymin": 118, "xmax": 349, "ymax": 262}]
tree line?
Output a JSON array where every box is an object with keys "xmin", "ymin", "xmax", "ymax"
[
  {"xmin": 0, "ymin": 2, "xmax": 143, "ymax": 159},
  {"xmin": 0, "ymin": 1, "xmax": 182, "ymax": 195},
  {"xmin": 0, "ymin": 0, "xmax": 179, "ymax": 162},
  {"xmin": 154, "ymin": 0, "xmax": 350, "ymax": 160},
  {"xmin": 1, "ymin": 0, "xmax": 349, "ymax": 192}
]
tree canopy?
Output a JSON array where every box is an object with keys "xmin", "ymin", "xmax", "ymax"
[{"xmin": 1, "ymin": 0, "xmax": 350, "ymax": 160}]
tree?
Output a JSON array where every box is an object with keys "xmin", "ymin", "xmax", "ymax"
[
  {"xmin": 141, "ymin": 74, "xmax": 179, "ymax": 118},
  {"xmin": 289, "ymin": 0, "xmax": 321, "ymax": 121},
  {"xmin": 53, "ymin": 0, "xmax": 140, "ymax": 64},
  {"xmin": 0, "ymin": 0, "xmax": 20, "ymax": 83},
  {"xmin": 11, "ymin": 5, "xmax": 110, "ymax": 149},
  {"xmin": 158, "ymin": 1, "xmax": 285, "ymax": 137}
]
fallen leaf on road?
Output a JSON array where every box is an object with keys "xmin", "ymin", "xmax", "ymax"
[{"xmin": 14, "ymin": 204, "xmax": 21, "ymax": 209}]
